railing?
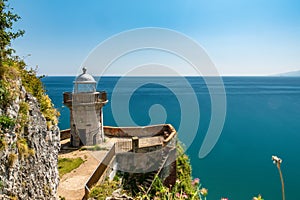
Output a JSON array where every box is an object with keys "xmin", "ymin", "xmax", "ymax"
[
  {"xmin": 63, "ymin": 91, "xmax": 107, "ymax": 105},
  {"xmin": 99, "ymin": 91, "xmax": 107, "ymax": 102},
  {"xmin": 60, "ymin": 129, "xmax": 71, "ymax": 140},
  {"xmin": 83, "ymin": 125, "xmax": 177, "ymax": 199},
  {"xmin": 63, "ymin": 92, "xmax": 72, "ymax": 103},
  {"xmin": 84, "ymin": 144, "xmax": 116, "ymax": 199},
  {"xmin": 115, "ymin": 140, "xmax": 132, "ymax": 153},
  {"xmin": 104, "ymin": 124, "xmax": 174, "ymax": 138}
]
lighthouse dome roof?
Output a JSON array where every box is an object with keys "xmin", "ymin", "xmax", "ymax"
[{"xmin": 74, "ymin": 67, "xmax": 96, "ymax": 83}]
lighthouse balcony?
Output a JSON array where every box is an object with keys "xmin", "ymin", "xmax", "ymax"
[{"xmin": 63, "ymin": 91, "xmax": 107, "ymax": 106}]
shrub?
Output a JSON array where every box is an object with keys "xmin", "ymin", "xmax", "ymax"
[
  {"xmin": 28, "ymin": 148, "xmax": 35, "ymax": 156},
  {"xmin": 173, "ymin": 142, "xmax": 196, "ymax": 196},
  {"xmin": 20, "ymin": 67, "xmax": 60, "ymax": 128},
  {"xmin": 89, "ymin": 142, "xmax": 201, "ymax": 200},
  {"xmin": 9, "ymin": 195, "xmax": 18, "ymax": 200},
  {"xmin": 40, "ymin": 94, "xmax": 59, "ymax": 128},
  {"xmin": 89, "ymin": 177, "xmax": 121, "ymax": 199},
  {"xmin": 0, "ymin": 80, "xmax": 9, "ymax": 107},
  {"xmin": 0, "ymin": 62, "xmax": 22, "ymax": 102},
  {"xmin": 1, "ymin": 60, "xmax": 60, "ymax": 130},
  {"xmin": 144, "ymin": 143, "xmax": 201, "ymax": 199},
  {"xmin": 147, "ymin": 175, "xmax": 173, "ymax": 199},
  {"xmin": 17, "ymin": 101, "xmax": 29, "ymax": 131},
  {"xmin": 19, "ymin": 101, "xmax": 29, "ymax": 118},
  {"xmin": 8, "ymin": 153, "xmax": 17, "ymax": 167},
  {"xmin": 20, "ymin": 67, "xmax": 44, "ymax": 98},
  {"xmin": 16, "ymin": 137, "xmax": 29, "ymax": 158},
  {"xmin": 0, "ymin": 115, "xmax": 15, "ymax": 130},
  {"xmin": 0, "ymin": 61, "xmax": 21, "ymax": 81},
  {"xmin": 0, "ymin": 136, "xmax": 7, "ymax": 151}
]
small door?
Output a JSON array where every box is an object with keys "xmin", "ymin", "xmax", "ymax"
[
  {"xmin": 93, "ymin": 134, "xmax": 97, "ymax": 145},
  {"xmin": 78, "ymin": 129, "xmax": 86, "ymax": 145}
]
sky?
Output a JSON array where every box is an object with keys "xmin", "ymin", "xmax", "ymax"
[{"xmin": 8, "ymin": 0, "xmax": 300, "ymax": 76}]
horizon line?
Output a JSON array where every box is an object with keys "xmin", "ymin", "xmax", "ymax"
[{"xmin": 39, "ymin": 74, "xmax": 296, "ymax": 77}]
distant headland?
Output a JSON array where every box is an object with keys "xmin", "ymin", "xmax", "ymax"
[{"xmin": 274, "ymin": 70, "xmax": 300, "ymax": 77}]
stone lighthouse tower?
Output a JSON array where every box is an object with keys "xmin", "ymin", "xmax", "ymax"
[{"xmin": 63, "ymin": 68, "xmax": 107, "ymax": 147}]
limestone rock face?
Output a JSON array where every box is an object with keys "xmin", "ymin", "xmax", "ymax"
[{"xmin": 0, "ymin": 79, "xmax": 60, "ymax": 199}]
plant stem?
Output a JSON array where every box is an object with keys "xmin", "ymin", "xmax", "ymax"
[{"xmin": 277, "ymin": 163, "xmax": 285, "ymax": 200}]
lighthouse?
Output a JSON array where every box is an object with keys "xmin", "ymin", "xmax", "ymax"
[{"xmin": 63, "ymin": 68, "xmax": 107, "ymax": 147}]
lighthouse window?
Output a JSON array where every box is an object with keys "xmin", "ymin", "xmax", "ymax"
[{"xmin": 76, "ymin": 83, "xmax": 96, "ymax": 93}]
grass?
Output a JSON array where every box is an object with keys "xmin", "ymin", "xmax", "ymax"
[
  {"xmin": 58, "ymin": 157, "xmax": 85, "ymax": 177},
  {"xmin": 80, "ymin": 145, "xmax": 109, "ymax": 151}
]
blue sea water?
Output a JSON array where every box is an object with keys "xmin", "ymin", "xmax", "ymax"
[{"xmin": 42, "ymin": 76, "xmax": 300, "ymax": 200}]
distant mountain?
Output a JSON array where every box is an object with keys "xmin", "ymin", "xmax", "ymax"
[{"xmin": 275, "ymin": 70, "xmax": 300, "ymax": 77}]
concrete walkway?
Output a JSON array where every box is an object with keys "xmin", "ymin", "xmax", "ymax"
[
  {"xmin": 57, "ymin": 136, "xmax": 164, "ymax": 199},
  {"xmin": 57, "ymin": 140, "xmax": 112, "ymax": 200}
]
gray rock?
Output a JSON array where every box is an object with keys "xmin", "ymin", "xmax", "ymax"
[{"xmin": 0, "ymin": 78, "xmax": 60, "ymax": 199}]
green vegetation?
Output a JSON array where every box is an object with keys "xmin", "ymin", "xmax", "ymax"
[
  {"xmin": 20, "ymin": 67, "xmax": 60, "ymax": 129},
  {"xmin": 43, "ymin": 184, "xmax": 52, "ymax": 196},
  {"xmin": 80, "ymin": 145, "xmax": 109, "ymax": 151},
  {"xmin": 0, "ymin": 115, "xmax": 15, "ymax": 130},
  {"xmin": 89, "ymin": 176, "xmax": 121, "ymax": 199},
  {"xmin": 253, "ymin": 194, "xmax": 264, "ymax": 200},
  {"xmin": 89, "ymin": 142, "xmax": 207, "ymax": 200},
  {"xmin": 173, "ymin": 142, "xmax": 198, "ymax": 197},
  {"xmin": 8, "ymin": 152, "xmax": 17, "ymax": 167},
  {"xmin": 0, "ymin": 135, "xmax": 6, "ymax": 150},
  {"xmin": 88, "ymin": 142, "xmax": 269, "ymax": 200},
  {"xmin": 0, "ymin": 115, "xmax": 12, "ymax": 151},
  {"xmin": 58, "ymin": 157, "xmax": 85, "ymax": 177},
  {"xmin": 0, "ymin": 0, "xmax": 59, "ymax": 131},
  {"xmin": 16, "ymin": 137, "xmax": 35, "ymax": 158},
  {"xmin": 0, "ymin": 0, "xmax": 25, "ymax": 65},
  {"xmin": 140, "ymin": 142, "xmax": 205, "ymax": 200},
  {"xmin": 0, "ymin": 0, "xmax": 59, "ymax": 166},
  {"xmin": 0, "ymin": 80, "xmax": 9, "ymax": 107},
  {"xmin": 17, "ymin": 101, "xmax": 29, "ymax": 132},
  {"xmin": 8, "ymin": 195, "xmax": 17, "ymax": 200},
  {"xmin": 0, "ymin": 179, "xmax": 4, "ymax": 190}
]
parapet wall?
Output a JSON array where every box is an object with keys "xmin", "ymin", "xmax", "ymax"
[
  {"xmin": 84, "ymin": 124, "xmax": 177, "ymax": 199},
  {"xmin": 104, "ymin": 124, "xmax": 176, "ymax": 138}
]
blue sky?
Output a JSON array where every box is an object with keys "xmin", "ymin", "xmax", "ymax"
[{"xmin": 9, "ymin": 0, "xmax": 300, "ymax": 76}]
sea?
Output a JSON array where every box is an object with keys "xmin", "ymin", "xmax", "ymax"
[{"xmin": 42, "ymin": 76, "xmax": 300, "ymax": 200}]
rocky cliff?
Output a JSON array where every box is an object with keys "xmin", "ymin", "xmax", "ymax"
[{"xmin": 0, "ymin": 77, "xmax": 60, "ymax": 199}]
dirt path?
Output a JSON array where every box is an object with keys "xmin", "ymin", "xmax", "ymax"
[{"xmin": 57, "ymin": 140, "xmax": 113, "ymax": 200}]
